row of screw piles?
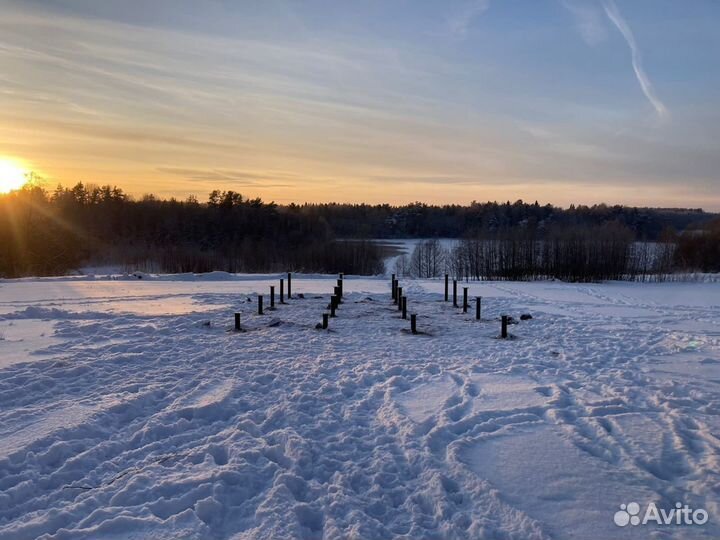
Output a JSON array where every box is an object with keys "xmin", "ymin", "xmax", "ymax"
[
  {"xmin": 234, "ymin": 272, "xmax": 504, "ymax": 336},
  {"xmin": 235, "ymin": 272, "xmax": 293, "ymax": 331},
  {"xmin": 392, "ymin": 273, "xmax": 416, "ymax": 334},
  {"xmin": 444, "ymin": 273, "xmax": 507, "ymax": 338},
  {"xmin": 322, "ymin": 273, "xmax": 344, "ymax": 329}
]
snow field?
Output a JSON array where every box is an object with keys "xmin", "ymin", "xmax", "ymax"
[{"xmin": 0, "ymin": 275, "xmax": 718, "ymax": 539}]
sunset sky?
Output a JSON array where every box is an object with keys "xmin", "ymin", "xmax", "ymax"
[{"xmin": 1, "ymin": 0, "xmax": 719, "ymax": 209}]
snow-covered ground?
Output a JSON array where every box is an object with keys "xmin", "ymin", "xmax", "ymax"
[{"xmin": 0, "ymin": 274, "xmax": 719, "ymax": 539}]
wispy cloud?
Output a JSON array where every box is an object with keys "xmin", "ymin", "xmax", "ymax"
[
  {"xmin": 602, "ymin": 0, "xmax": 668, "ymax": 118},
  {"xmin": 446, "ymin": 0, "xmax": 491, "ymax": 37},
  {"xmin": 561, "ymin": 0, "xmax": 608, "ymax": 46},
  {"xmin": 157, "ymin": 167, "xmax": 301, "ymax": 187}
]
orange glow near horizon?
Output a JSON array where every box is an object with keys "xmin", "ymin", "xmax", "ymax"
[{"xmin": 2, "ymin": 157, "xmax": 719, "ymax": 211}]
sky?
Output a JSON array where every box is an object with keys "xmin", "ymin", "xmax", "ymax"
[{"xmin": 1, "ymin": 0, "xmax": 719, "ymax": 209}]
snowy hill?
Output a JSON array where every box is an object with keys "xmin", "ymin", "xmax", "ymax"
[{"xmin": 0, "ymin": 274, "xmax": 719, "ymax": 539}]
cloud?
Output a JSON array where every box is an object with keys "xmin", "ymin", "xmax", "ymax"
[
  {"xmin": 602, "ymin": 0, "xmax": 668, "ymax": 118},
  {"xmin": 0, "ymin": 115, "xmax": 235, "ymax": 151},
  {"xmin": 157, "ymin": 167, "xmax": 301, "ymax": 187},
  {"xmin": 446, "ymin": 0, "xmax": 491, "ymax": 37},
  {"xmin": 561, "ymin": 0, "xmax": 608, "ymax": 46},
  {"xmin": 368, "ymin": 174, "xmax": 485, "ymax": 185}
]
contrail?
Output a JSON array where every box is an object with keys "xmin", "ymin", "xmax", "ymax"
[{"xmin": 603, "ymin": 0, "xmax": 667, "ymax": 118}]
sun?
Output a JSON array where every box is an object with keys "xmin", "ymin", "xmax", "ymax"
[{"xmin": 0, "ymin": 159, "xmax": 29, "ymax": 194}]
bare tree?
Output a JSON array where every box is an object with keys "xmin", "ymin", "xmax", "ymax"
[
  {"xmin": 409, "ymin": 239, "xmax": 446, "ymax": 278},
  {"xmin": 394, "ymin": 253, "xmax": 409, "ymax": 277}
]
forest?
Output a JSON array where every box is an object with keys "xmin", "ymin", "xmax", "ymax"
[{"xmin": 0, "ymin": 182, "xmax": 717, "ymax": 280}]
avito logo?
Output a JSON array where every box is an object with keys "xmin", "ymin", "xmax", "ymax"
[{"xmin": 615, "ymin": 502, "xmax": 709, "ymax": 527}]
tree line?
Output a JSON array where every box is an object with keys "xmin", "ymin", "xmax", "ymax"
[
  {"xmin": 0, "ymin": 182, "xmax": 717, "ymax": 279},
  {"xmin": 0, "ymin": 184, "xmax": 384, "ymax": 278},
  {"xmin": 395, "ymin": 221, "xmax": 719, "ymax": 282},
  {"xmin": 308, "ymin": 200, "xmax": 714, "ymax": 241}
]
